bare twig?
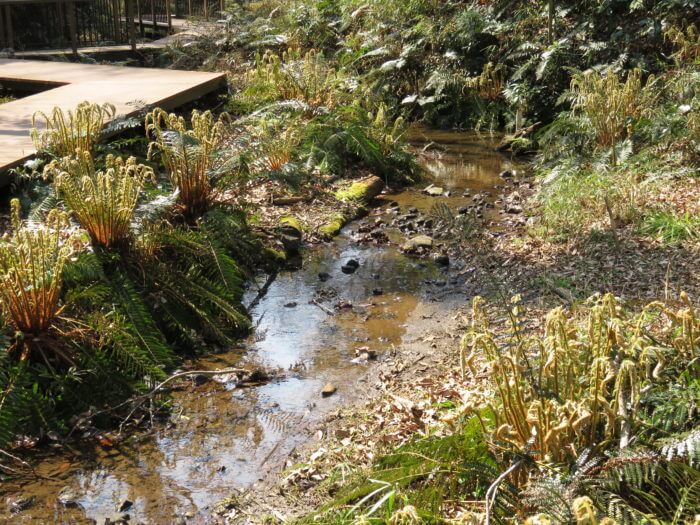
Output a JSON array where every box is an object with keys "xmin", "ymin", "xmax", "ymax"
[
  {"xmin": 70, "ymin": 367, "xmax": 253, "ymax": 437},
  {"xmin": 485, "ymin": 458, "xmax": 524, "ymax": 524},
  {"xmin": 0, "ymin": 448, "xmax": 51, "ymax": 480},
  {"xmin": 310, "ymin": 298, "xmax": 334, "ymax": 316}
]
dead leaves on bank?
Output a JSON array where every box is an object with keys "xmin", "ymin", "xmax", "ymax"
[{"xmin": 280, "ymin": 339, "xmax": 486, "ymax": 492}]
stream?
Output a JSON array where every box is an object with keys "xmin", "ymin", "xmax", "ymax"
[{"xmin": 1, "ymin": 130, "xmax": 523, "ymax": 524}]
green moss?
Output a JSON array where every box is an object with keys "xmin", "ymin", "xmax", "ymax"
[
  {"xmin": 335, "ymin": 181, "xmax": 372, "ymax": 202},
  {"xmin": 265, "ymin": 247, "xmax": 287, "ymax": 263},
  {"xmin": 318, "ymin": 213, "xmax": 347, "ymax": 238},
  {"xmin": 279, "ymin": 215, "xmax": 303, "ymax": 232}
]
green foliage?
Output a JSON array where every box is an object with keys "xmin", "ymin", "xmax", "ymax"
[
  {"xmin": 101, "ymin": 270, "xmax": 174, "ymax": 378},
  {"xmin": 311, "ymin": 416, "xmax": 506, "ymax": 523},
  {"xmin": 200, "ymin": 206, "xmax": 264, "ymax": 271},
  {"xmin": 304, "ymin": 103, "xmax": 419, "ymax": 183},
  {"xmin": 237, "ymin": 48, "xmax": 348, "ymax": 111},
  {"xmin": 46, "ymin": 150, "xmax": 154, "ymax": 249},
  {"xmin": 31, "ymin": 101, "xmax": 115, "ymax": 157},
  {"xmin": 640, "ymin": 211, "xmax": 700, "ymax": 244},
  {"xmin": 0, "ymin": 355, "xmax": 31, "ymax": 447},
  {"xmin": 535, "ymin": 165, "xmax": 639, "ymax": 240},
  {"xmin": 62, "ymin": 251, "xmax": 174, "ymax": 381},
  {"xmin": 462, "ymin": 293, "xmax": 699, "ymax": 463},
  {"xmin": 136, "ymin": 221, "xmax": 250, "ymax": 350}
]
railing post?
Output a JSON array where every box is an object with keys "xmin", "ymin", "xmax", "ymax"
[
  {"xmin": 5, "ymin": 5, "xmax": 14, "ymax": 51},
  {"xmin": 137, "ymin": 0, "xmax": 144, "ymax": 37},
  {"xmin": 125, "ymin": 0, "xmax": 137, "ymax": 51},
  {"xmin": 166, "ymin": 0, "xmax": 171, "ymax": 32},
  {"xmin": 67, "ymin": 0, "xmax": 78, "ymax": 55},
  {"xmin": 0, "ymin": 7, "xmax": 6, "ymax": 50},
  {"xmin": 112, "ymin": 0, "xmax": 120, "ymax": 43},
  {"xmin": 150, "ymin": 0, "xmax": 156, "ymax": 33}
]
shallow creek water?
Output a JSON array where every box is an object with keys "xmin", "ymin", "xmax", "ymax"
[{"xmin": 1, "ymin": 130, "xmax": 522, "ymax": 524}]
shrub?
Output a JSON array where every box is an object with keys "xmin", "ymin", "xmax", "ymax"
[
  {"xmin": 146, "ymin": 108, "xmax": 227, "ymax": 218},
  {"xmin": 242, "ymin": 48, "xmax": 347, "ymax": 109},
  {"xmin": 46, "ymin": 150, "xmax": 153, "ymax": 249},
  {"xmin": 570, "ymin": 69, "xmax": 653, "ymax": 166},
  {"xmin": 31, "ymin": 102, "xmax": 116, "ymax": 157}
]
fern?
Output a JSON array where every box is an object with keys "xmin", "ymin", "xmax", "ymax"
[
  {"xmin": 596, "ymin": 454, "xmax": 700, "ymax": 524},
  {"xmin": 0, "ymin": 356, "xmax": 30, "ymax": 447},
  {"xmin": 136, "ymin": 224, "xmax": 250, "ymax": 350},
  {"xmin": 88, "ymin": 309, "xmax": 168, "ymax": 385},
  {"xmin": 105, "ymin": 272, "xmax": 175, "ymax": 374},
  {"xmin": 201, "ymin": 207, "xmax": 264, "ymax": 272},
  {"xmin": 659, "ymin": 428, "xmax": 700, "ymax": 467}
]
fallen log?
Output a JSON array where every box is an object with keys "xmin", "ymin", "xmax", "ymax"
[
  {"xmin": 335, "ymin": 175, "xmax": 385, "ymax": 202},
  {"xmin": 318, "ymin": 176, "xmax": 385, "ymax": 239},
  {"xmin": 496, "ymin": 122, "xmax": 541, "ymax": 154},
  {"xmin": 272, "ymin": 196, "xmax": 306, "ymax": 206}
]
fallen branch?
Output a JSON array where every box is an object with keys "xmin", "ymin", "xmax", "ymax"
[
  {"xmin": 310, "ymin": 298, "xmax": 335, "ymax": 316},
  {"xmin": 68, "ymin": 367, "xmax": 258, "ymax": 438},
  {"xmin": 247, "ymin": 272, "xmax": 278, "ymax": 311},
  {"xmin": 118, "ymin": 368, "xmax": 253, "ymax": 433},
  {"xmin": 542, "ymin": 277, "xmax": 576, "ymax": 304},
  {"xmin": 272, "ymin": 196, "xmax": 306, "ymax": 206}
]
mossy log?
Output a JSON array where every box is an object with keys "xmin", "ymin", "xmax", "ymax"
[
  {"xmin": 496, "ymin": 122, "xmax": 541, "ymax": 154},
  {"xmin": 318, "ymin": 213, "xmax": 347, "ymax": 239},
  {"xmin": 319, "ymin": 176, "xmax": 385, "ymax": 240},
  {"xmin": 335, "ymin": 175, "xmax": 385, "ymax": 202}
]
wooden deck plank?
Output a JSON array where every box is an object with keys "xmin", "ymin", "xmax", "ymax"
[{"xmin": 0, "ymin": 59, "xmax": 226, "ymax": 180}]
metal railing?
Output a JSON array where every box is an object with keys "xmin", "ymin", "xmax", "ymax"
[
  {"xmin": 0, "ymin": 0, "xmax": 130, "ymax": 51},
  {"xmin": 175, "ymin": 0, "xmax": 224, "ymax": 19},
  {"xmin": 136, "ymin": 0, "xmax": 171, "ymax": 35},
  {"xmin": 0, "ymin": 0, "xmax": 221, "ymax": 53}
]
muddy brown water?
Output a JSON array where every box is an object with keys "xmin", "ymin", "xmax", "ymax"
[{"xmin": 1, "ymin": 130, "xmax": 523, "ymax": 524}]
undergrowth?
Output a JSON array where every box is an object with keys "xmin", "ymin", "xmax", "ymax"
[
  {"xmin": 0, "ymin": 101, "xmax": 271, "ymax": 450},
  {"xmin": 303, "ymin": 293, "xmax": 699, "ymax": 524}
]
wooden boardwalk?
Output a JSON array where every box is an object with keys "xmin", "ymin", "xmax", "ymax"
[{"xmin": 0, "ymin": 59, "xmax": 226, "ymax": 179}]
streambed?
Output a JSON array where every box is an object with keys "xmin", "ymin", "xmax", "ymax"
[{"xmin": 1, "ymin": 130, "xmax": 523, "ymax": 524}]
